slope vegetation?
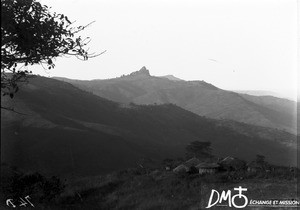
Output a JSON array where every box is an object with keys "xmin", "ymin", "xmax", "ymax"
[{"xmin": 1, "ymin": 76, "xmax": 297, "ymax": 177}]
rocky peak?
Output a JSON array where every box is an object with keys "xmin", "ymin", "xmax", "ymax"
[{"xmin": 129, "ymin": 66, "xmax": 150, "ymax": 77}]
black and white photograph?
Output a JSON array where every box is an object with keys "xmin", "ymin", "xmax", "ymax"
[{"xmin": 1, "ymin": 0, "xmax": 299, "ymax": 209}]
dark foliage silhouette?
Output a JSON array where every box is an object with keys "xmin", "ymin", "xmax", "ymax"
[{"xmin": 1, "ymin": 0, "xmax": 104, "ymax": 101}]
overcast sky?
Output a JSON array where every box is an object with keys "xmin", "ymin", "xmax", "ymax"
[{"xmin": 37, "ymin": 0, "xmax": 298, "ymax": 100}]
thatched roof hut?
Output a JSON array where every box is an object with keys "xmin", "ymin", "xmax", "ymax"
[
  {"xmin": 196, "ymin": 163, "xmax": 220, "ymax": 174},
  {"xmin": 247, "ymin": 161, "xmax": 270, "ymax": 172},
  {"xmin": 184, "ymin": 157, "xmax": 201, "ymax": 168},
  {"xmin": 219, "ymin": 156, "xmax": 246, "ymax": 171},
  {"xmin": 173, "ymin": 164, "xmax": 189, "ymax": 173}
]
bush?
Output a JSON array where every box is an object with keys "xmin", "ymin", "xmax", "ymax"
[{"xmin": 3, "ymin": 172, "xmax": 65, "ymax": 203}]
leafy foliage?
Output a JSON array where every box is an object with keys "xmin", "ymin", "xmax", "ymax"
[
  {"xmin": 255, "ymin": 154, "xmax": 266, "ymax": 164},
  {"xmin": 2, "ymin": 170, "xmax": 65, "ymax": 203},
  {"xmin": 1, "ymin": 0, "xmax": 102, "ymax": 99}
]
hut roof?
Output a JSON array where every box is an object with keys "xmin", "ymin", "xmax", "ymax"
[
  {"xmin": 196, "ymin": 163, "xmax": 220, "ymax": 169},
  {"xmin": 173, "ymin": 164, "xmax": 189, "ymax": 173},
  {"xmin": 223, "ymin": 156, "xmax": 234, "ymax": 161},
  {"xmin": 185, "ymin": 157, "xmax": 201, "ymax": 167},
  {"xmin": 220, "ymin": 157, "xmax": 245, "ymax": 166}
]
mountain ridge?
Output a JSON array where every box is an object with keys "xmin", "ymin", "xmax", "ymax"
[{"xmin": 53, "ymin": 67, "xmax": 297, "ymax": 134}]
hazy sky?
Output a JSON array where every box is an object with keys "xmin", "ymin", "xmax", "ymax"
[{"xmin": 36, "ymin": 0, "xmax": 298, "ymax": 100}]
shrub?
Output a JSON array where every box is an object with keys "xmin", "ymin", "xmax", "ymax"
[{"xmin": 3, "ymin": 172, "xmax": 65, "ymax": 203}]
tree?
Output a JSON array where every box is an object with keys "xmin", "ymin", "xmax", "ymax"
[
  {"xmin": 1, "ymin": 0, "xmax": 105, "ymax": 101},
  {"xmin": 185, "ymin": 141, "xmax": 213, "ymax": 160},
  {"xmin": 255, "ymin": 155, "xmax": 266, "ymax": 164}
]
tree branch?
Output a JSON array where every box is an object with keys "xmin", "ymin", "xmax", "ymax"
[{"xmin": 1, "ymin": 105, "xmax": 28, "ymax": 115}]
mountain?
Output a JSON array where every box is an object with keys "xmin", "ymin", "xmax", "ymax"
[
  {"xmin": 1, "ymin": 76, "xmax": 297, "ymax": 178},
  {"xmin": 54, "ymin": 67, "xmax": 297, "ymax": 134}
]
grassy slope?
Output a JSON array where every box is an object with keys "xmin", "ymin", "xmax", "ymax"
[
  {"xmin": 3, "ymin": 168, "xmax": 296, "ymax": 210},
  {"xmin": 1, "ymin": 76, "xmax": 298, "ymax": 178}
]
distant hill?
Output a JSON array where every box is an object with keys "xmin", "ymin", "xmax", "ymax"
[
  {"xmin": 54, "ymin": 67, "xmax": 297, "ymax": 134},
  {"xmin": 233, "ymin": 90, "xmax": 295, "ymax": 101},
  {"xmin": 1, "ymin": 76, "xmax": 297, "ymax": 177},
  {"xmin": 159, "ymin": 75, "xmax": 183, "ymax": 81}
]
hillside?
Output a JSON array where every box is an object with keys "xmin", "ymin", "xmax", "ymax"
[
  {"xmin": 1, "ymin": 162, "xmax": 298, "ymax": 209},
  {"xmin": 233, "ymin": 90, "xmax": 296, "ymax": 101},
  {"xmin": 54, "ymin": 67, "xmax": 297, "ymax": 134},
  {"xmin": 1, "ymin": 76, "xmax": 297, "ymax": 178}
]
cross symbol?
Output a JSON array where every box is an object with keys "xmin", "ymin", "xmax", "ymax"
[{"xmin": 234, "ymin": 186, "xmax": 247, "ymax": 198}]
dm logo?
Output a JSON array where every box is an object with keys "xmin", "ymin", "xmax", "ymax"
[{"xmin": 206, "ymin": 186, "xmax": 248, "ymax": 208}]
